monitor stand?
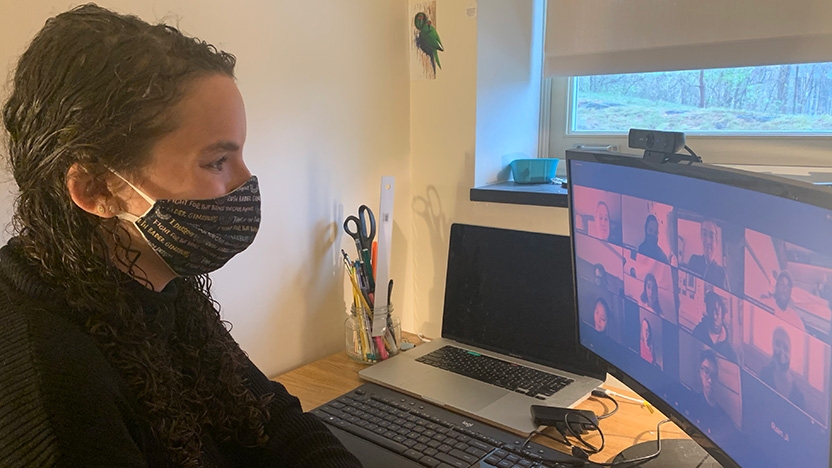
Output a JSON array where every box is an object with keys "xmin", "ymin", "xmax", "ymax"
[{"xmin": 612, "ymin": 439, "xmax": 724, "ymax": 467}]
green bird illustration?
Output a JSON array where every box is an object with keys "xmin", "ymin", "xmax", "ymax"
[{"xmin": 414, "ymin": 12, "xmax": 443, "ymax": 73}]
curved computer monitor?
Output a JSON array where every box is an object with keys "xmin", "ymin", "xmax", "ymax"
[{"xmin": 567, "ymin": 149, "xmax": 832, "ymax": 468}]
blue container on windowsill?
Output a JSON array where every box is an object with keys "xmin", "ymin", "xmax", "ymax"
[{"xmin": 509, "ymin": 158, "xmax": 559, "ymax": 184}]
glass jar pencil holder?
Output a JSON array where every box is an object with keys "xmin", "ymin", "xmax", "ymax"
[{"xmin": 345, "ymin": 303, "xmax": 401, "ymax": 364}]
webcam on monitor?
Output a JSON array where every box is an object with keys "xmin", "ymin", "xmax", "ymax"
[{"xmin": 628, "ymin": 128, "xmax": 701, "ymax": 164}]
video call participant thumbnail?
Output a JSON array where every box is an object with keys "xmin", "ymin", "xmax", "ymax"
[
  {"xmin": 692, "ymin": 291, "xmax": 738, "ymax": 363},
  {"xmin": 685, "ymin": 219, "xmax": 727, "ymax": 289}
]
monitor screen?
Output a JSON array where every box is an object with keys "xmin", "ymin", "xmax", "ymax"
[{"xmin": 567, "ymin": 150, "xmax": 832, "ymax": 468}]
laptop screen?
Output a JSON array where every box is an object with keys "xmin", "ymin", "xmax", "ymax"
[{"xmin": 440, "ymin": 224, "xmax": 605, "ymax": 379}]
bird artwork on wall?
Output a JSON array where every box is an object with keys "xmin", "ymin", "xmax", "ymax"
[
  {"xmin": 415, "ymin": 12, "xmax": 443, "ymax": 73},
  {"xmin": 410, "ymin": 1, "xmax": 442, "ymax": 80}
]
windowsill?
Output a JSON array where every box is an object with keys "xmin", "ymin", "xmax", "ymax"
[
  {"xmin": 469, "ymin": 165, "xmax": 832, "ymax": 209},
  {"xmin": 469, "ymin": 182, "xmax": 568, "ymax": 207}
]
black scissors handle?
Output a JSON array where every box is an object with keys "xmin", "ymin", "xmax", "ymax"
[
  {"xmin": 343, "ymin": 204, "xmax": 376, "ymax": 251},
  {"xmin": 358, "ymin": 205, "xmax": 376, "ymax": 246}
]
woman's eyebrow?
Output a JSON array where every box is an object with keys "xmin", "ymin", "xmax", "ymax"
[{"xmin": 199, "ymin": 140, "xmax": 240, "ymax": 154}]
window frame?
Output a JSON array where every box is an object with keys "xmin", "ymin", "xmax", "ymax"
[{"xmin": 548, "ymin": 77, "xmax": 832, "ymax": 170}]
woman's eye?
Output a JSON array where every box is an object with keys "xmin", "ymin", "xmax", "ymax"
[{"xmin": 206, "ymin": 156, "xmax": 228, "ymax": 171}]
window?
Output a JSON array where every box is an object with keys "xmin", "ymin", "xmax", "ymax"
[
  {"xmin": 548, "ymin": 75, "xmax": 832, "ymax": 169},
  {"xmin": 570, "ymin": 63, "xmax": 832, "ymax": 135},
  {"xmin": 543, "ymin": 1, "xmax": 832, "ymax": 168}
]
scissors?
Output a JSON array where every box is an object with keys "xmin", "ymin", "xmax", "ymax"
[
  {"xmin": 344, "ymin": 205, "xmax": 376, "ymax": 253},
  {"xmin": 344, "ymin": 205, "xmax": 376, "ymax": 290}
]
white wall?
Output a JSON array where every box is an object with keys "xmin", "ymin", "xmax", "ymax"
[
  {"xmin": 0, "ymin": 1, "xmax": 412, "ymax": 378},
  {"xmin": 408, "ymin": 0, "xmax": 570, "ymax": 339},
  {"xmin": 473, "ymin": 0, "xmax": 543, "ymax": 186}
]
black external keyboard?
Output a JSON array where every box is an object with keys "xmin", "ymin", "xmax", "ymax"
[
  {"xmin": 415, "ymin": 345, "xmax": 573, "ymax": 400},
  {"xmin": 312, "ymin": 383, "xmax": 597, "ymax": 468}
]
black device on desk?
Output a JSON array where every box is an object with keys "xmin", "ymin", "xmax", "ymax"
[
  {"xmin": 312, "ymin": 383, "xmax": 600, "ymax": 468},
  {"xmin": 567, "ymin": 148, "xmax": 832, "ymax": 467}
]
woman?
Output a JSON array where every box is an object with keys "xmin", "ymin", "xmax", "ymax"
[
  {"xmin": 593, "ymin": 263, "xmax": 608, "ymax": 290},
  {"xmin": 593, "ymin": 297, "xmax": 610, "ymax": 333},
  {"xmin": 640, "ymin": 318, "xmax": 656, "ymax": 364},
  {"xmin": 592, "ymin": 201, "xmax": 612, "ymax": 241},
  {"xmin": 0, "ymin": 5, "xmax": 360, "ymax": 467},
  {"xmin": 637, "ymin": 214, "xmax": 668, "ymax": 263},
  {"xmin": 640, "ymin": 273, "xmax": 663, "ymax": 316}
]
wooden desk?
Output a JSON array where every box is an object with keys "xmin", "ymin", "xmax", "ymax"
[{"xmin": 275, "ymin": 332, "xmax": 690, "ymax": 463}]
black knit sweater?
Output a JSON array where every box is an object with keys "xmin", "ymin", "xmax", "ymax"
[{"xmin": 0, "ymin": 241, "xmax": 362, "ymax": 467}]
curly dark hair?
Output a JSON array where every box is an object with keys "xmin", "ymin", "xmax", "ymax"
[{"xmin": 2, "ymin": 4, "xmax": 270, "ymax": 466}]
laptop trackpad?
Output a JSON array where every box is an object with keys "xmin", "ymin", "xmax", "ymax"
[
  {"xmin": 479, "ymin": 392, "xmax": 539, "ymax": 434},
  {"xmin": 404, "ymin": 370, "xmax": 505, "ymax": 412}
]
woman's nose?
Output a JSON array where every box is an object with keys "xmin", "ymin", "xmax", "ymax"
[{"xmin": 230, "ymin": 161, "xmax": 252, "ymax": 192}]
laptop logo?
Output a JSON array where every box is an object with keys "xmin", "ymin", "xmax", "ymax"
[{"xmin": 462, "ymin": 421, "xmax": 474, "ymax": 428}]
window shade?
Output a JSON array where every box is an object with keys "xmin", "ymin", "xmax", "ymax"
[{"xmin": 545, "ymin": 0, "xmax": 832, "ymax": 77}]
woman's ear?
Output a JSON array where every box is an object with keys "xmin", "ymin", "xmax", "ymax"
[{"xmin": 66, "ymin": 162, "xmax": 119, "ymax": 218}]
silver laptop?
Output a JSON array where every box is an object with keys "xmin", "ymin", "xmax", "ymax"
[{"xmin": 360, "ymin": 224, "xmax": 606, "ymax": 435}]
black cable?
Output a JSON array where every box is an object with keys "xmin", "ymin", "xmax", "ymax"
[
  {"xmin": 521, "ymin": 424, "xmax": 594, "ymax": 467},
  {"xmin": 683, "ymin": 144, "xmax": 702, "ymax": 164},
  {"xmin": 522, "ymin": 425, "xmax": 570, "ymax": 451},
  {"xmin": 524, "ymin": 393, "xmax": 616, "ymax": 458},
  {"xmin": 521, "ymin": 417, "xmax": 673, "ymax": 467},
  {"xmin": 600, "ymin": 419, "xmax": 672, "ymax": 467},
  {"xmin": 563, "ymin": 411, "xmax": 605, "ymax": 454},
  {"xmin": 590, "ymin": 389, "xmax": 619, "ymax": 420}
]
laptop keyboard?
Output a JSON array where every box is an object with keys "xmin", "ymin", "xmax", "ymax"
[
  {"xmin": 415, "ymin": 346, "xmax": 573, "ymax": 400},
  {"xmin": 312, "ymin": 383, "xmax": 594, "ymax": 468}
]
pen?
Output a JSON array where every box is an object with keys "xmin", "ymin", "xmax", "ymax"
[
  {"xmin": 387, "ymin": 279, "xmax": 393, "ymax": 307},
  {"xmin": 361, "ymin": 248, "xmax": 375, "ymax": 291},
  {"xmin": 341, "ymin": 249, "xmax": 355, "ymax": 274},
  {"xmin": 372, "ymin": 241, "xmax": 378, "ymax": 278},
  {"xmin": 385, "ymin": 279, "xmax": 397, "ymax": 349},
  {"xmin": 354, "ymin": 260, "xmax": 373, "ymax": 308}
]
